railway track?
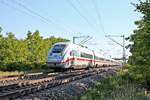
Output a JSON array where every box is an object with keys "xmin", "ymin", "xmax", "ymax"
[
  {"xmin": 0, "ymin": 67, "xmax": 119, "ymax": 99},
  {"xmin": 0, "ymin": 71, "xmax": 59, "ymax": 87},
  {"xmin": 0, "ymin": 70, "xmax": 86, "ymax": 87}
]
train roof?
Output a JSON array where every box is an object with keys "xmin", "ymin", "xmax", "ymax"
[
  {"xmin": 54, "ymin": 42, "xmax": 71, "ymax": 45},
  {"xmin": 54, "ymin": 42, "xmax": 90, "ymax": 49},
  {"xmin": 53, "ymin": 42, "xmax": 119, "ymax": 62}
]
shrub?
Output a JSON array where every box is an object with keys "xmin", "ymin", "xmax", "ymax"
[{"xmin": 78, "ymin": 75, "xmax": 149, "ymax": 100}]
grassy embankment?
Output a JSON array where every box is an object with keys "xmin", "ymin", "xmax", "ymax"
[
  {"xmin": 0, "ymin": 71, "xmax": 24, "ymax": 77},
  {"xmin": 78, "ymin": 65, "xmax": 150, "ymax": 100},
  {"xmin": 0, "ymin": 66, "xmax": 53, "ymax": 77}
]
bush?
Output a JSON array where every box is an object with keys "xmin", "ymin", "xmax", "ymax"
[
  {"xmin": 78, "ymin": 75, "xmax": 149, "ymax": 100},
  {"xmin": 128, "ymin": 65, "xmax": 150, "ymax": 89},
  {"xmin": 0, "ymin": 29, "xmax": 68, "ymax": 71}
]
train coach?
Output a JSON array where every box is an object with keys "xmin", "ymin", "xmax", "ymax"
[{"xmin": 46, "ymin": 42, "xmax": 121, "ymax": 70}]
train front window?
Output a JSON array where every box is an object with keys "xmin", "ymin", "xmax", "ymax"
[{"xmin": 52, "ymin": 44, "xmax": 66, "ymax": 53}]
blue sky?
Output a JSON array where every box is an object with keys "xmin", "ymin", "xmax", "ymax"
[{"xmin": 0, "ymin": 0, "xmax": 140, "ymax": 58}]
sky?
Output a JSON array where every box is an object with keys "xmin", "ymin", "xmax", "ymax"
[{"xmin": 0, "ymin": 0, "xmax": 141, "ymax": 58}]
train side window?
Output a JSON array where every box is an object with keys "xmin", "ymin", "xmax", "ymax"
[
  {"xmin": 81, "ymin": 52, "xmax": 93, "ymax": 58},
  {"xmin": 94, "ymin": 56, "xmax": 99, "ymax": 60},
  {"xmin": 94, "ymin": 56, "xmax": 104, "ymax": 60},
  {"xmin": 70, "ymin": 50, "xmax": 79, "ymax": 57},
  {"xmin": 99, "ymin": 58, "xmax": 104, "ymax": 60}
]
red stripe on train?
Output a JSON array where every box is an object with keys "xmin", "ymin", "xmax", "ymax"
[{"xmin": 47, "ymin": 57, "xmax": 109, "ymax": 64}]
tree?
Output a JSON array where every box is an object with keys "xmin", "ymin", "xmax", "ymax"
[
  {"xmin": 0, "ymin": 32, "xmax": 19, "ymax": 70},
  {"xmin": 128, "ymin": 0, "xmax": 150, "ymax": 86},
  {"xmin": 0, "ymin": 28, "xmax": 69, "ymax": 71},
  {"xmin": 25, "ymin": 30, "xmax": 69, "ymax": 69},
  {"xmin": 26, "ymin": 30, "xmax": 43, "ymax": 66},
  {"xmin": 0, "ymin": 27, "xmax": 2, "ymax": 34}
]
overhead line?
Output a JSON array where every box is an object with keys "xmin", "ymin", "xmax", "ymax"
[
  {"xmin": 13, "ymin": 0, "xmax": 68, "ymax": 32},
  {"xmin": 0, "ymin": 0, "xmax": 50, "ymax": 25},
  {"xmin": 0, "ymin": 0, "xmax": 38, "ymax": 21},
  {"xmin": 14, "ymin": 0, "xmax": 54, "ymax": 24},
  {"xmin": 15, "ymin": 0, "xmax": 75, "ymax": 33},
  {"xmin": 76, "ymin": 0, "xmax": 89, "ymax": 16},
  {"xmin": 6, "ymin": 0, "xmax": 70, "ymax": 32},
  {"xmin": 66, "ymin": 0, "xmax": 98, "ymax": 33},
  {"xmin": 76, "ymin": 0, "xmax": 100, "ymax": 33},
  {"xmin": 92, "ymin": 0, "xmax": 106, "ymax": 34},
  {"xmin": 79, "ymin": 36, "xmax": 93, "ymax": 45}
]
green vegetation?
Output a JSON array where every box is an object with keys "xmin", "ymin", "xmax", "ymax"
[
  {"xmin": 79, "ymin": 1, "xmax": 150, "ymax": 99},
  {"xmin": 0, "ymin": 29, "xmax": 68, "ymax": 71},
  {"xmin": 79, "ymin": 72, "xmax": 149, "ymax": 100},
  {"xmin": 127, "ymin": 0, "xmax": 150, "ymax": 87},
  {"xmin": 0, "ymin": 0, "xmax": 149, "ymax": 99},
  {"xmin": 78, "ymin": 65, "xmax": 149, "ymax": 100},
  {"xmin": 0, "ymin": 71, "xmax": 24, "ymax": 77}
]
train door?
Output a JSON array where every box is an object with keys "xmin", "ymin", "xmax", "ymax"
[
  {"xmin": 70, "ymin": 50, "xmax": 79, "ymax": 69},
  {"xmin": 92, "ymin": 50, "xmax": 95, "ymax": 68}
]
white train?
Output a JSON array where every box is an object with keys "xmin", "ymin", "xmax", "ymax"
[{"xmin": 46, "ymin": 42, "xmax": 121, "ymax": 69}]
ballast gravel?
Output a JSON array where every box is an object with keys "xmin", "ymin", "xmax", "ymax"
[{"xmin": 16, "ymin": 69, "xmax": 117, "ymax": 100}]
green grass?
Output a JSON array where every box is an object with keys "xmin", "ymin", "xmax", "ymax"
[{"xmin": 77, "ymin": 74, "xmax": 150, "ymax": 100}]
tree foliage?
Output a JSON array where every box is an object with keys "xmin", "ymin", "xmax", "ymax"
[
  {"xmin": 0, "ymin": 29, "xmax": 68, "ymax": 71},
  {"xmin": 128, "ymin": 0, "xmax": 150, "ymax": 86}
]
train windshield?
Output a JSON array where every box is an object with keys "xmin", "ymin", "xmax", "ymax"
[{"xmin": 52, "ymin": 44, "xmax": 66, "ymax": 53}]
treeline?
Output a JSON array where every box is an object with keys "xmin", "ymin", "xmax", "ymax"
[
  {"xmin": 126, "ymin": 0, "xmax": 150, "ymax": 88},
  {"xmin": 0, "ymin": 29, "xmax": 68, "ymax": 71}
]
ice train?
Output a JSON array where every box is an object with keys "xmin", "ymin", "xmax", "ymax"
[{"xmin": 46, "ymin": 42, "xmax": 121, "ymax": 69}]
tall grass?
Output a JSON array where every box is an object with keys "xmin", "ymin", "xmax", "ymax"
[{"xmin": 78, "ymin": 75, "xmax": 149, "ymax": 100}]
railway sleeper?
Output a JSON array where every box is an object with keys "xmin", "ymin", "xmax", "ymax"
[{"xmin": 0, "ymin": 68, "xmax": 110, "ymax": 99}]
